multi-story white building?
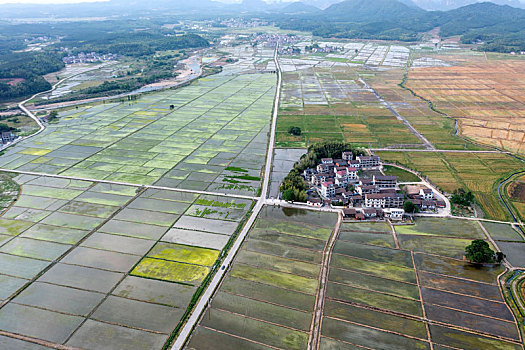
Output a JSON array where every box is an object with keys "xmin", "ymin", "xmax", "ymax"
[
  {"xmin": 357, "ymin": 155, "xmax": 380, "ymax": 168},
  {"xmin": 419, "ymin": 188, "xmax": 434, "ymax": 200},
  {"xmin": 364, "ymin": 193, "xmax": 404, "ymax": 208},
  {"xmin": 321, "ymin": 182, "xmax": 335, "ymax": 197}
]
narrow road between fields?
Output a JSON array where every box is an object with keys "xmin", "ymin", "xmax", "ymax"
[
  {"xmin": 310, "ymin": 212, "xmax": 343, "ymax": 349},
  {"xmin": 170, "ymin": 46, "xmax": 282, "ymax": 350},
  {"xmin": 372, "ymin": 148, "xmax": 506, "ymax": 153},
  {"xmin": 359, "ymin": 77, "xmax": 435, "ymax": 150},
  {"xmin": 0, "ymin": 168, "xmax": 258, "ymax": 201}
]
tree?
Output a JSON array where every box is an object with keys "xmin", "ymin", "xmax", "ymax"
[
  {"xmin": 404, "ymin": 201, "xmax": 418, "ymax": 213},
  {"xmin": 282, "ymin": 189, "xmax": 295, "ymax": 201},
  {"xmin": 451, "ymin": 188, "xmax": 474, "ymax": 206},
  {"xmin": 465, "ymin": 239, "xmax": 495, "ymax": 264},
  {"xmin": 495, "ymin": 251, "xmax": 506, "ymax": 263},
  {"xmin": 48, "ymin": 110, "xmax": 59, "ymax": 122},
  {"xmin": 288, "ymin": 126, "xmax": 301, "ymax": 136}
]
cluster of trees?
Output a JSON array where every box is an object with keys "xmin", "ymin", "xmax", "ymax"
[
  {"xmin": 465, "ymin": 239, "xmax": 505, "ymax": 264},
  {"xmin": 62, "ymin": 33, "xmax": 209, "ymax": 57},
  {"xmin": 47, "ymin": 110, "xmax": 59, "ymax": 123},
  {"xmin": 0, "ymin": 51, "xmax": 64, "ymax": 100},
  {"xmin": 403, "ymin": 201, "xmax": 419, "ymax": 213},
  {"xmin": 280, "ymin": 141, "xmax": 364, "ymax": 202},
  {"xmin": 0, "ymin": 124, "xmax": 17, "ymax": 133},
  {"xmin": 288, "ymin": 126, "xmax": 301, "ymax": 136},
  {"xmin": 451, "ymin": 188, "xmax": 475, "ymax": 207}
]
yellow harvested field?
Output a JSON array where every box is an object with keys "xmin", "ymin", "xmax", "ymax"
[{"xmin": 407, "ymin": 61, "xmax": 525, "ymax": 154}]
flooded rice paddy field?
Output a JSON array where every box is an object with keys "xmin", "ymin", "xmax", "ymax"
[
  {"xmin": 1, "ymin": 73, "xmax": 276, "ymax": 196},
  {"xmin": 0, "ymin": 174, "xmax": 253, "ymax": 349},
  {"xmin": 322, "ymin": 218, "xmax": 521, "ymax": 349},
  {"xmin": 186, "ymin": 206, "xmax": 338, "ymax": 350},
  {"xmin": 187, "ymin": 214, "xmax": 522, "ymax": 350}
]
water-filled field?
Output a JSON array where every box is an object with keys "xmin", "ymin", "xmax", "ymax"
[
  {"xmin": 320, "ymin": 219, "xmax": 521, "ymax": 349},
  {"xmin": 1, "ymin": 73, "xmax": 275, "ymax": 196},
  {"xmin": 186, "ymin": 206, "xmax": 337, "ymax": 350},
  {"xmin": 0, "ymin": 173, "xmax": 253, "ymax": 349}
]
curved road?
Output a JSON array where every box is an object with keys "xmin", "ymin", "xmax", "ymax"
[{"xmin": 170, "ymin": 46, "xmax": 282, "ymax": 350}]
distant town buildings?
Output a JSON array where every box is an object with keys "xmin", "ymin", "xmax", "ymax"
[
  {"xmin": 253, "ymin": 34, "xmax": 299, "ymax": 48},
  {"xmin": 62, "ymin": 52, "xmax": 118, "ymax": 64},
  {"xmin": 220, "ymin": 18, "xmax": 269, "ymax": 28},
  {"xmin": 304, "ymin": 43, "xmax": 344, "ymax": 54}
]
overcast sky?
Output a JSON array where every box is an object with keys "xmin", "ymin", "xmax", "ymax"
[
  {"xmin": 0, "ymin": 0, "xmax": 248, "ymax": 3},
  {"xmin": 0, "ymin": 0, "xmax": 108, "ymax": 3}
]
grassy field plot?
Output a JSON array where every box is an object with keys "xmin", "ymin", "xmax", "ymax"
[
  {"xmin": 394, "ymin": 217, "xmax": 485, "ymax": 239},
  {"xmin": 378, "ymin": 151, "xmax": 524, "ymax": 220},
  {"xmin": 337, "ymin": 230, "xmax": 395, "ymax": 248},
  {"xmin": 0, "ymin": 173, "xmax": 255, "ymax": 349},
  {"xmin": 186, "ymin": 206, "xmax": 337, "ymax": 349},
  {"xmin": 481, "ymin": 221, "xmax": 524, "ymax": 242},
  {"xmin": 321, "ymin": 317, "xmax": 430, "ymax": 350}
]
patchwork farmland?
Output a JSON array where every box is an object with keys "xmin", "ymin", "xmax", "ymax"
[
  {"xmin": 0, "ymin": 173, "xmax": 254, "ymax": 348},
  {"xmin": 406, "ymin": 61, "xmax": 525, "ymax": 154},
  {"xmin": 1, "ymin": 73, "xmax": 276, "ymax": 196},
  {"xmin": 276, "ymin": 66, "xmax": 424, "ymax": 148},
  {"xmin": 186, "ymin": 206, "xmax": 338, "ymax": 349},
  {"xmin": 377, "ymin": 151, "xmax": 525, "ymax": 221},
  {"xmin": 1, "ymin": 32, "xmax": 525, "ymax": 350},
  {"xmin": 187, "ymin": 214, "xmax": 524, "ymax": 350},
  {"xmin": 321, "ymin": 218, "xmax": 522, "ymax": 350}
]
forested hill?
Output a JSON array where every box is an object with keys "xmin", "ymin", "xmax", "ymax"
[
  {"xmin": 0, "ymin": 31, "xmax": 210, "ymax": 101},
  {"xmin": 278, "ymin": 0, "xmax": 525, "ymax": 52}
]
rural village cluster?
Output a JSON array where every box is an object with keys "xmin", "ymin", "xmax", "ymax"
[{"xmin": 300, "ymin": 151, "xmax": 444, "ymax": 220}]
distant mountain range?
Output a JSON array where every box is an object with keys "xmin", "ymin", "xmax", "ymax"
[
  {"xmin": 1, "ymin": 0, "xmax": 525, "ymax": 52},
  {"xmin": 410, "ymin": 0, "xmax": 525, "ymax": 10},
  {"xmin": 277, "ymin": 0, "xmax": 525, "ymax": 52},
  {"xmin": 0, "ymin": 0, "xmax": 524, "ymax": 17}
]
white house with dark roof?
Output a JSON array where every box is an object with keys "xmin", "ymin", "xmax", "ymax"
[
  {"xmin": 321, "ymin": 181, "xmax": 335, "ymax": 197},
  {"xmin": 356, "ymin": 155, "xmax": 380, "ymax": 168}
]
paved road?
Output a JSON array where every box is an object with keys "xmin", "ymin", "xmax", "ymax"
[
  {"xmin": 0, "ymin": 168, "xmax": 258, "ymax": 201},
  {"xmin": 359, "ymin": 77, "xmax": 435, "ymax": 150},
  {"xmin": 497, "ymin": 171, "xmax": 525, "ymax": 234},
  {"xmin": 509, "ymin": 270, "xmax": 525, "ymax": 313},
  {"xmin": 29, "ymin": 56, "xmax": 203, "ymax": 112},
  {"xmin": 372, "ymin": 148, "xmax": 506, "ymax": 153},
  {"xmin": 170, "ymin": 46, "xmax": 282, "ymax": 350},
  {"xmin": 383, "ymin": 163, "xmax": 451, "ymax": 216}
]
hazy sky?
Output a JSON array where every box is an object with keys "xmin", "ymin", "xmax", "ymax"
[{"xmin": 0, "ymin": 0, "xmax": 109, "ymax": 3}]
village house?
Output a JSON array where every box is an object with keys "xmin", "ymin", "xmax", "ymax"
[
  {"xmin": 364, "ymin": 193, "xmax": 404, "ymax": 209},
  {"xmin": 321, "ymin": 182, "xmax": 335, "ymax": 197},
  {"xmin": 373, "ymin": 175, "xmax": 397, "ymax": 189},
  {"xmin": 356, "ymin": 155, "xmax": 380, "ymax": 168},
  {"xmin": 1, "ymin": 132, "xmax": 16, "ymax": 145}
]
